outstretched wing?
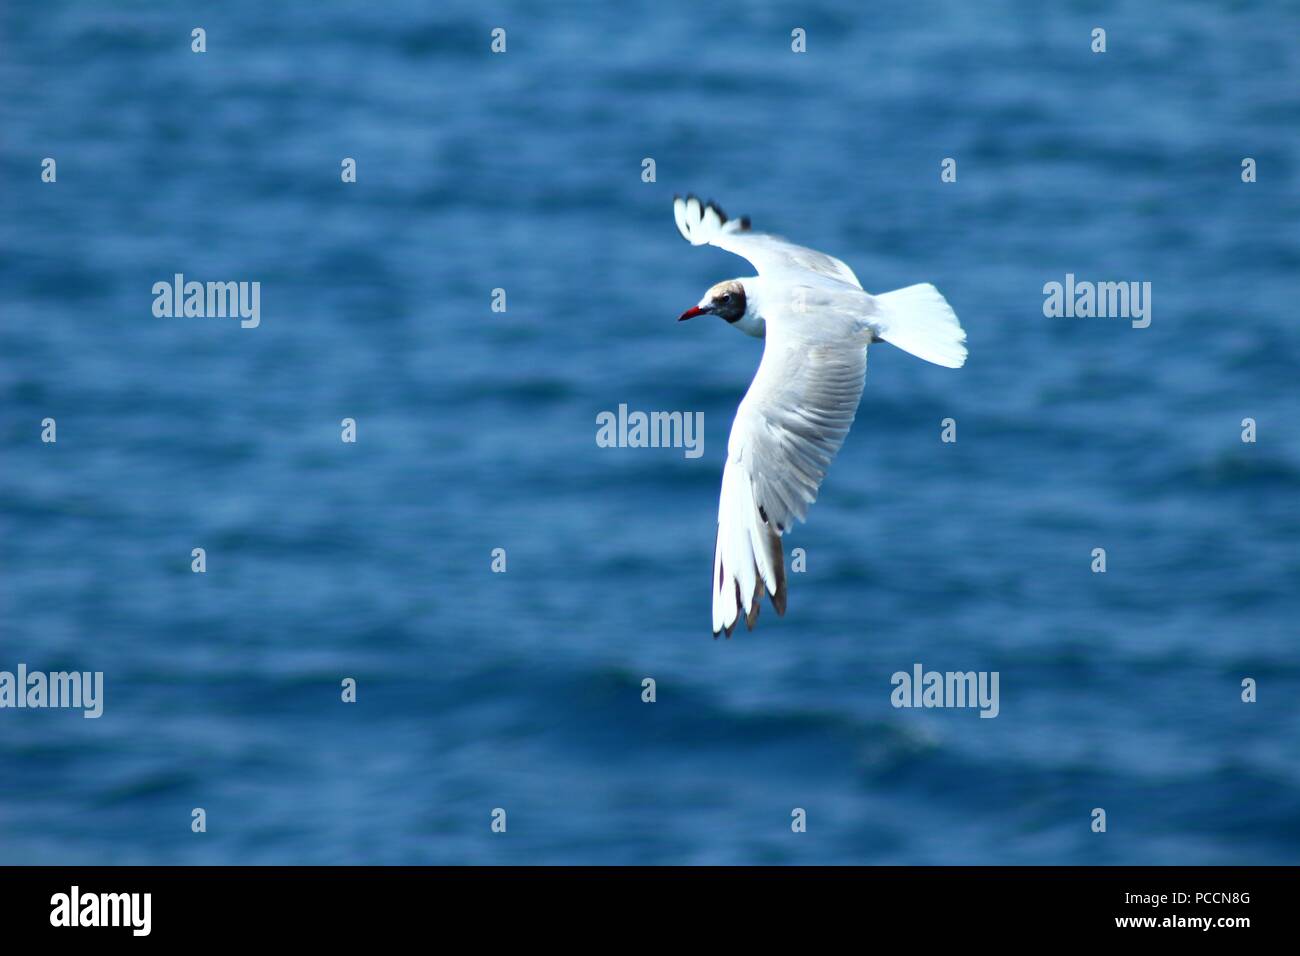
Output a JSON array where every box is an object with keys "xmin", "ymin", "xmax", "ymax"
[
  {"xmin": 711, "ymin": 304, "xmax": 872, "ymax": 637},
  {"xmin": 674, "ymin": 194, "xmax": 863, "ymax": 289}
]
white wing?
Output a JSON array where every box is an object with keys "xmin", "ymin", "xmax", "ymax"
[
  {"xmin": 674, "ymin": 195, "xmax": 966, "ymax": 633},
  {"xmin": 711, "ymin": 296, "xmax": 873, "ymax": 636},
  {"xmin": 674, "ymin": 194, "xmax": 863, "ymax": 289}
]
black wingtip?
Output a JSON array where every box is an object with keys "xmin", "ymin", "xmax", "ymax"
[
  {"xmin": 678, "ymin": 193, "xmax": 753, "ymax": 239},
  {"xmin": 682, "ymin": 193, "xmax": 730, "ymax": 224}
]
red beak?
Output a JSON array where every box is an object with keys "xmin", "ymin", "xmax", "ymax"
[{"xmin": 678, "ymin": 306, "xmax": 707, "ymax": 322}]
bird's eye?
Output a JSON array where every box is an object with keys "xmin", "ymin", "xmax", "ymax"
[{"xmin": 720, "ymin": 294, "xmax": 732, "ymax": 303}]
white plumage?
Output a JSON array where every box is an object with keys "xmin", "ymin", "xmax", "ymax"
[{"xmin": 673, "ymin": 195, "xmax": 967, "ymax": 636}]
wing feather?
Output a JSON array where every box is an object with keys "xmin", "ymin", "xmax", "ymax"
[
  {"xmin": 673, "ymin": 194, "xmax": 863, "ymax": 289},
  {"xmin": 711, "ymin": 314, "xmax": 871, "ymax": 636}
]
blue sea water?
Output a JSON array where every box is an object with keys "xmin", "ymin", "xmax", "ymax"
[{"xmin": 1, "ymin": 1, "xmax": 1298, "ymax": 864}]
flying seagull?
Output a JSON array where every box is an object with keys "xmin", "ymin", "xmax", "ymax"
[{"xmin": 674, "ymin": 195, "xmax": 967, "ymax": 637}]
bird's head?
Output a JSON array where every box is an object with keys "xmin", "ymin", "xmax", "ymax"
[{"xmin": 678, "ymin": 279, "xmax": 748, "ymax": 326}]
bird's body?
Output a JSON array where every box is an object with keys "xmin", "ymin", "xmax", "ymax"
[{"xmin": 672, "ymin": 195, "xmax": 967, "ymax": 637}]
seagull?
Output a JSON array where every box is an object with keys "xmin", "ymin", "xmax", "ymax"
[{"xmin": 673, "ymin": 195, "xmax": 967, "ymax": 637}]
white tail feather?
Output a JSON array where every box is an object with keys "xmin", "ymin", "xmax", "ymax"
[{"xmin": 875, "ymin": 283, "xmax": 967, "ymax": 369}]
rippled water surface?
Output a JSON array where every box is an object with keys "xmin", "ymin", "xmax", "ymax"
[{"xmin": 1, "ymin": 1, "xmax": 1298, "ymax": 863}]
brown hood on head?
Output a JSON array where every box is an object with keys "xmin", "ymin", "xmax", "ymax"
[{"xmin": 703, "ymin": 279, "xmax": 747, "ymax": 323}]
